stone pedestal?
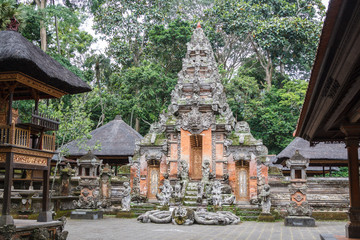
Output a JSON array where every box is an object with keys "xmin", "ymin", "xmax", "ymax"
[
  {"xmin": 0, "ymin": 215, "xmax": 14, "ymax": 225},
  {"xmin": 70, "ymin": 209, "xmax": 103, "ymax": 220},
  {"xmin": 284, "ymin": 216, "xmax": 315, "ymax": 227},
  {"xmin": 258, "ymin": 213, "xmax": 275, "ymax": 222},
  {"xmin": 37, "ymin": 211, "xmax": 53, "ymax": 222}
]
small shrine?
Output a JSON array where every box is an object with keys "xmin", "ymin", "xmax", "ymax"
[
  {"xmin": 71, "ymin": 151, "xmax": 109, "ymax": 219},
  {"xmin": 131, "ymin": 24, "xmax": 268, "ymax": 205},
  {"xmin": 284, "ymin": 150, "xmax": 315, "ymax": 227}
]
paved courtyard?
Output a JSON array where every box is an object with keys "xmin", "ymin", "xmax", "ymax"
[{"xmin": 65, "ymin": 217, "xmax": 347, "ymax": 240}]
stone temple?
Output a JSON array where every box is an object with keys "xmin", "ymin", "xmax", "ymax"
[{"xmin": 131, "ymin": 24, "xmax": 269, "ymax": 204}]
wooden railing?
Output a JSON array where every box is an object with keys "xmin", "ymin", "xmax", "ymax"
[
  {"xmin": 0, "ymin": 125, "xmax": 10, "ymax": 144},
  {"xmin": 32, "ymin": 110, "xmax": 59, "ymax": 131},
  {"xmin": 42, "ymin": 133, "xmax": 56, "ymax": 152},
  {"xmin": 0, "ymin": 124, "xmax": 56, "ymax": 152},
  {"xmin": 14, "ymin": 127, "xmax": 30, "ymax": 148}
]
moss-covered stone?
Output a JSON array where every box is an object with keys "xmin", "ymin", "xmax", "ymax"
[
  {"xmin": 116, "ymin": 211, "xmax": 137, "ymax": 218},
  {"xmin": 154, "ymin": 133, "xmax": 166, "ymax": 145},
  {"xmin": 258, "ymin": 213, "xmax": 275, "ymax": 222},
  {"xmin": 312, "ymin": 211, "xmax": 348, "ymax": 220}
]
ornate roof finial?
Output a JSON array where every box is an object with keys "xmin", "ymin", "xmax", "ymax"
[
  {"xmin": 197, "ymin": 22, "xmax": 201, "ymax": 29},
  {"xmin": 6, "ymin": 16, "xmax": 20, "ymax": 32}
]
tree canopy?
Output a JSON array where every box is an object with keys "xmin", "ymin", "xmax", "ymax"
[{"xmin": 0, "ymin": 0, "xmax": 326, "ymax": 154}]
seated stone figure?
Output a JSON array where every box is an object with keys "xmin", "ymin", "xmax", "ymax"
[{"xmin": 156, "ymin": 179, "xmax": 173, "ymax": 206}]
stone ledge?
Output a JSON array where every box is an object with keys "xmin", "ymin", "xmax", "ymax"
[{"xmin": 284, "ymin": 216, "xmax": 316, "ymax": 227}]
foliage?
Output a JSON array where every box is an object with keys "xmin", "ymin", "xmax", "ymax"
[
  {"xmin": 147, "ymin": 18, "xmax": 193, "ymax": 74},
  {"xmin": 109, "ymin": 62, "xmax": 177, "ymax": 135},
  {"xmin": 314, "ymin": 167, "xmax": 349, "ymax": 178},
  {"xmin": 0, "ymin": 0, "xmax": 27, "ymax": 31},
  {"xmin": 245, "ymin": 78, "xmax": 308, "ymax": 154},
  {"xmin": 205, "ymin": 0, "xmax": 325, "ymax": 86}
]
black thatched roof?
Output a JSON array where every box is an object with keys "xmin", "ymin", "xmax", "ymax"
[
  {"xmin": 62, "ymin": 116, "xmax": 143, "ymax": 157},
  {"xmin": 0, "ymin": 31, "xmax": 91, "ymax": 94},
  {"xmin": 275, "ymin": 137, "xmax": 360, "ymax": 165}
]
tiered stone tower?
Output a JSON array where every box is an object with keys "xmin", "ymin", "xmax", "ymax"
[{"xmin": 131, "ymin": 24, "xmax": 268, "ymax": 204}]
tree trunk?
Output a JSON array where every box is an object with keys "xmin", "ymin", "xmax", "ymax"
[
  {"xmin": 52, "ymin": 0, "xmax": 60, "ymax": 55},
  {"xmin": 135, "ymin": 118, "xmax": 140, "ymax": 132},
  {"xmin": 35, "ymin": 0, "xmax": 47, "ymax": 52}
]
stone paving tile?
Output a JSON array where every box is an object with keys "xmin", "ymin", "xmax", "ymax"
[{"xmin": 65, "ymin": 218, "xmax": 346, "ymax": 240}]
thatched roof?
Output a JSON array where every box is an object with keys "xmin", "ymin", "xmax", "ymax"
[
  {"xmin": 275, "ymin": 137, "xmax": 360, "ymax": 165},
  {"xmin": 62, "ymin": 116, "xmax": 143, "ymax": 157},
  {"xmin": 0, "ymin": 31, "xmax": 91, "ymax": 94}
]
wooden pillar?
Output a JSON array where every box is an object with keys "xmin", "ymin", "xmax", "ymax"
[
  {"xmin": 0, "ymin": 153, "xmax": 14, "ymax": 226},
  {"xmin": 7, "ymin": 91, "xmax": 13, "ymax": 125},
  {"xmin": 341, "ymin": 124, "xmax": 360, "ymax": 238},
  {"xmin": 38, "ymin": 158, "xmax": 52, "ymax": 222}
]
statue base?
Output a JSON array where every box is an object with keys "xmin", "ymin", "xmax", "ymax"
[
  {"xmin": 284, "ymin": 216, "xmax": 315, "ymax": 227},
  {"xmin": 258, "ymin": 213, "xmax": 275, "ymax": 222},
  {"xmin": 70, "ymin": 209, "xmax": 103, "ymax": 220}
]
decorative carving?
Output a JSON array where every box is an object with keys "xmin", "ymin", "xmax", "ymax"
[
  {"xmin": 173, "ymin": 181, "xmax": 182, "ymax": 202},
  {"xmin": 0, "ymin": 72, "xmax": 65, "ymax": 98},
  {"xmin": 211, "ymin": 180, "xmax": 222, "ymax": 207},
  {"xmin": 172, "ymin": 205, "xmax": 195, "ymax": 225},
  {"xmin": 138, "ymin": 207, "xmax": 240, "ymax": 225},
  {"xmin": 0, "ymin": 224, "xmax": 16, "ymax": 240},
  {"xmin": 181, "ymin": 105, "xmax": 213, "ymax": 134},
  {"xmin": 32, "ymin": 228, "xmax": 50, "ymax": 240},
  {"xmin": 0, "ymin": 153, "xmax": 6, "ymax": 162},
  {"xmin": 202, "ymin": 160, "xmax": 211, "ymax": 182},
  {"xmin": 156, "ymin": 179, "xmax": 173, "ymax": 206},
  {"xmin": 13, "ymin": 154, "xmax": 47, "ymax": 166}
]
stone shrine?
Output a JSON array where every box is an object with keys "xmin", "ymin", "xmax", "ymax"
[
  {"xmin": 131, "ymin": 24, "xmax": 268, "ymax": 205},
  {"xmin": 71, "ymin": 151, "xmax": 106, "ymax": 219},
  {"xmin": 284, "ymin": 150, "xmax": 315, "ymax": 227}
]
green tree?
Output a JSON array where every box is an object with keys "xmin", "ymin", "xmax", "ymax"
[
  {"xmin": 147, "ymin": 18, "xmax": 193, "ymax": 74},
  {"xmin": 110, "ymin": 62, "xmax": 177, "ymax": 135},
  {"xmin": 242, "ymin": 78, "xmax": 308, "ymax": 154},
  {"xmin": 206, "ymin": 0, "xmax": 325, "ymax": 88},
  {"xmin": 0, "ymin": 0, "xmax": 27, "ymax": 31}
]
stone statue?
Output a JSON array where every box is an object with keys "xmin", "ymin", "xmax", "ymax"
[
  {"xmin": 196, "ymin": 182, "xmax": 204, "ymax": 204},
  {"xmin": 137, "ymin": 210, "xmax": 172, "ymax": 223},
  {"xmin": 178, "ymin": 160, "xmax": 189, "ymax": 181},
  {"xmin": 211, "ymin": 180, "xmax": 222, "ymax": 207},
  {"xmin": 259, "ymin": 184, "xmax": 271, "ymax": 214},
  {"xmin": 137, "ymin": 207, "xmax": 240, "ymax": 225},
  {"xmin": 172, "ymin": 205, "xmax": 195, "ymax": 225},
  {"xmin": 202, "ymin": 160, "xmax": 211, "ymax": 182},
  {"xmin": 194, "ymin": 208, "xmax": 240, "ymax": 225},
  {"xmin": 120, "ymin": 182, "xmax": 131, "ymax": 211},
  {"xmin": 223, "ymin": 195, "xmax": 235, "ymax": 205},
  {"xmin": 156, "ymin": 179, "xmax": 173, "ymax": 206},
  {"xmin": 173, "ymin": 182, "xmax": 182, "ymax": 203},
  {"xmin": 178, "ymin": 160, "xmax": 189, "ymax": 195}
]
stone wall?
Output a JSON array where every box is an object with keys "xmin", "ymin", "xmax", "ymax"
[{"xmin": 269, "ymin": 175, "xmax": 349, "ymax": 211}]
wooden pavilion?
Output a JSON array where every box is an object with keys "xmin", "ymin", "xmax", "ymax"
[
  {"xmin": 275, "ymin": 137, "xmax": 356, "ymax": 176},
  {"xmin": 62, "ymin": 115, "xmax": 143, "ymax": 175},
  {"xmin": 0, "ymin": 28, "xmax": 91, "ymax": 236},
  {"xmin": 295, "ymin": 0, "xmax": 360, "ymax": 238}
]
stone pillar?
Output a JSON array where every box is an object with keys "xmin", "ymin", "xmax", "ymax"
[{"xmin": 341, "ymin": 125, "xmax": 360, "ymax": 238}]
